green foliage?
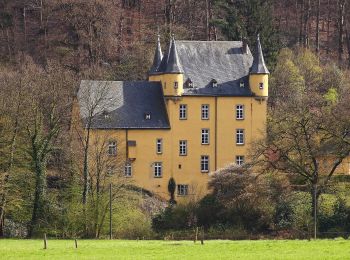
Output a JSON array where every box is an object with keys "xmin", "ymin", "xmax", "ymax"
[
  {"xmin": 113, "ymin": 204, "xmax": 153, "ymax": 239},
  {"xmin": 324, "ymin": 88, "xmax": 339, "ymax": 104},
  {"xmin": 213, "ymin": 0, "xmax": 280, "ymax": 67},
  {"xmin": 152, "ymin": 205, "xmax": 191, "ymax": 232}
]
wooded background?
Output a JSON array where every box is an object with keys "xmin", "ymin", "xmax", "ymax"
[
  {"xmin": 1, "ymin": 0, "xmax": 350, "ymax": 76},
  {"xmin": 2, "ymin": 0, "xmax": 350, "ymax": 239}
]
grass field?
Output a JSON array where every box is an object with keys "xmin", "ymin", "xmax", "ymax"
[{"xmin": 1, "ymin": 239, "xmax": 350, "ymax": 259}]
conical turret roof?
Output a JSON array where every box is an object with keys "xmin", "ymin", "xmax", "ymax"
[
  {"xmin": 165, "ymin": 35, "xmax": 183, "ymax": 73},
  {"xmin": 149, "ymin": 34, "xmax": 163, "ymax": 74},
  {"xmin": 250, "ymin": 34, "xmax": 269, "ymax": 74}
]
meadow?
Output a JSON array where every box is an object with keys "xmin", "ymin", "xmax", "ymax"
[{"xmin": 1, "ymin": 239, "xmax": 350, "ymax": 259}]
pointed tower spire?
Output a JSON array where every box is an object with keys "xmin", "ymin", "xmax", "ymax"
[
  {"xmin": 250, "ymin": 34, "xmax": 269, "ymax": 74},
  {"xmin": 165, "ymin": 34, "xmax": 183, "ymax": 73},
  {"xmin": 149, "ymin": 34, "xmax": 163, "ymax": 74}
]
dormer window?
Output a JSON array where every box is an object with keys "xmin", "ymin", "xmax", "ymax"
[
  {"xmin": 259, "ymin": 83, "xmax": 264, "ymax": 89},
  {"xmin": 240, "ymin": 81, "xmax": 245, "ymax": 88},
  {"xmin": 185, "ymin": 78, "xmax": 193, "ymax": 88},
  {"xmin": 211, "ymin": 79, "xmax": 218, "ymax": 88},
  {"xmin": 102, "ymin": 110, "xmax": 110, "ymax": 119},
  {"xmin": 145, "ymin": 113, "xmax": 151, "ymax": 120},
  {"xmin": 174, "ymin": 81, "xmax": 178, "ymax": 89}
]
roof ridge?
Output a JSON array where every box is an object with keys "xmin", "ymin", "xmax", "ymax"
[
  {"xmin": 81, "ymin": 80, "xmax": 155, "ymax": 83},
  {"xmin": 177, "ymin": 40, "xmax": 243, "ymax": 43}
]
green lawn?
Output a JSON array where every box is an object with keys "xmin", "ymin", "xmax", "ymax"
[{"xmin": 1, "ymin": 239, "xmax": 350, "ymax": 259}]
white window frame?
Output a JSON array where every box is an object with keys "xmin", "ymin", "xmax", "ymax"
[
  {"xmin": 154, "ymin": 162, "xmax": 162, "ymax": 178},
  {"xmin": 108, "ymin": 141, "xmax": 117, "ymax": 156},
  {"xmin": 174, "ymin": 81, "xmax": 179, "ymax": 89},
  {"xmin": 201, "ymin": 104, "xmax": 209, "ymax": 120},
  {"xmin": 259, "ymin": 82, "xmax": 264, "ymax": 89},
  {"xmin": 124, "ymin": 162, "xmax": 132, "ymax": 177},
  {"xmin": 236, "ymin": 155, "xmax": 245, "ymax": 166},
  {"xmin": 177, "ymin": 184, "xmax": 189, "ymax": 196},
  {"xmin": 179, "ymin": 104, "xmax": 187, "ymax": 120},
  {"xmin": 201, "ymin": 155, "xmax": 209, "ymax": 172},
  {"xmin": 236, "ymin": 129, "xmax": 245, "ymax": 145},
  {"xmin": 201, "ymin": 129, "xmax": 210, "ymax": 145},
  {"xmin": 179, "ymin": 140, "xmax": 187, "ymax": 156},
  {"xmin": 236, "ymin": 105, "xmax": 244, "ymax": 120},
  {"xmin": 156, "ymin": 138, "xmax": 163, "ymax": 154}
]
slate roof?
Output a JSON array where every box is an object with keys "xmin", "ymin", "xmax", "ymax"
[
  {"xmin": 175, "ymin": 41, "xmax": 254, "ymax": 96},
  {"xmin": 78, "ymin": 80, "xmax": 170, "ymax": 129},
  {"xmin": 250, "ymin": 35, "xmax": 270, "ymax": 74},
  {"xmin": 165, "ymin": 37, "xmax": 184, "ymax": 73},
  {"xmin": 149, "ymin": 35, "xmax": 163, "ymax": 74}
]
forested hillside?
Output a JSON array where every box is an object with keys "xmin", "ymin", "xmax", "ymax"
[
  {"xmin": 2, "ymin": 0, "xmax": 350, "ymax": 239},
  {"xmin": 1, "ymin": 0, "xmax": 350, "ymax": 75}
]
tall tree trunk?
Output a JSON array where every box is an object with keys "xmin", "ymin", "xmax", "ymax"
[
  {"xmin": 303, "ymin": 0, "xmax": 311, "ymax": 47},
  {"xmin": 338, "ymin": 0, "xmax": 346, "ymax": 63},
  {"xmin": 205, "ymin": 0, "xmax": 210, "ymax": 40},
  {"xmin": 316, "ymin": 0, "xmax": 321, "ymax": 54},
  {"xmin": 6, "ymin": 28, "xmax": 12, "ymax": 60},
  {"xmin": 28, "ymin": 159, "xmax": 47, "ymax": 237},
  {"xmin": 310, "ymin": 182, "xmax": 320, "ymax": 240},
  {"xmin": 208, "ymin": 0, "xmax": 217, "ymax": 40},
  {"xmin": 326, "ymin": 0, "xmax": 331, "ymax": 54},
  {"xmin": 299, "ymin": 0, "xmax": 305, "ymax": 45},
  {"xmin": 82, "ymin": 126, "xmax": 91, "ymax": 205},
  {"xmin": 165, "ymin": 0, "xmax": 173, "ymax": 37},
  {"xmin": 345, "ymin": 23, "xmax": 350, "ymax": 68}
]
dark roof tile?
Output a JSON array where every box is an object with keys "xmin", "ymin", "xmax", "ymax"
[
  {"xmin": 78, "ymin": 81, "xmax": 170, "ymax": 129},
  {"xmin": 175, "ymin": 41, "xmax": 254, "ymax": 96}
]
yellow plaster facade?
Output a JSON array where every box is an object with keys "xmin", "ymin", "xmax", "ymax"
[
  {"xmin": 80, "ymin": 75, "xmax": 268, "ymax": 201},
  {"xmin": 75, "ymin": 38, "xmax": 271, "ymax": 201}
]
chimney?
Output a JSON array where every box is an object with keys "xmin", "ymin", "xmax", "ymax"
[{"xmin": 242, "ymin": 38, "xmax": 248, "ymax": 54}]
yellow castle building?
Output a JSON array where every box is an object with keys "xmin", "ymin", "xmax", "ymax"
[{"xmin": 76, "ymin": 35, "xmax": 269, "ymax": 200}]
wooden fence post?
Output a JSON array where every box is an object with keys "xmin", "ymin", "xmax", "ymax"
[
  {"xmin": 194, "ymin": 227, "xmax": 198, "ymax": 243},
  {"xmin": 200, "ymin": 227, "xmax": 204, "ymax": 245},
  {"xmin": 75, "ymin": 239, "xmax": 78, "ymax": 249},
  {"xmin": 43, "ymin": 234, "xmax": 47, "ymax": 249}
]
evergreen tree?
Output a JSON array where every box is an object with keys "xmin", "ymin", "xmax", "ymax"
[
  {"xmin": 167, "ymin": 177, "xmax": 176, "ymax": 206},
  {"xmin": 212, "ymin": 0, "xmax": 280, "ymax": 68}
]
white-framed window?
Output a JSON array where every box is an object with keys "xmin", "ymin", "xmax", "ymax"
[
  {"xmin": 179, "ymin": 104, "xmax": 187, "ymax": 120},
  {"xmin": 124, "ymin": 162, "xmax": 132, "ymax": 177},
  {"xmin": 154, "ymin": 162, "xmax": 162, "ymax": 177},
  {"xmin": 201, "ymin": 155, "xmax": 209, "ymax": 172},
  {"xmin": 145, "ymin": 113, "xmax": 151, "ymax": 120},
  {"xmin": 201, "ymin": 104, "xmax": 209, "ymax": 120},
  {"xmin": 174, "ymin": 81, "xmax": 179, "ymax": 89},
  {"xmin": 106, "ymin": 165, "xmax": 116, "ymax": 176},
  {"xmin": 259, "ymin": 82, "xmax": 264, "ymax": 89},
  {"xmin": 236, "ymin": 129, "xmax": 245, "ymax": 145},
  {"xmin": 108, "ymin": 141, "xmax": 117, "ymax": 156},
  {"xmin": 177, "ymin": 184, "xmax": 189, "ymax": 196},
  {"xmin": 179, "ymin": 140, "xmax": 187, "ymax": 156},
  {"xmin": 201, "ymin": 129, "xmax": 210, "ymax": 145},
  {"xmin": 240, "ymin": 81, "xmax": 245, "ymax": 88},
  {"xmin": 236, "ymin": 105, "xmax": 244, "ymax": 120},
  {"xmin": 156, "ymin": 138, "xmax": 162, "ymax": 154},
  {"xmin": 236, "ymin": 155, "xmax": 245, "ymax": 166}
]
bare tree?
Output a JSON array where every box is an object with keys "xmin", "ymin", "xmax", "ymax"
[{"xmin": 23, "ymin": 62, "xmax": 73, "ymax": 237}]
